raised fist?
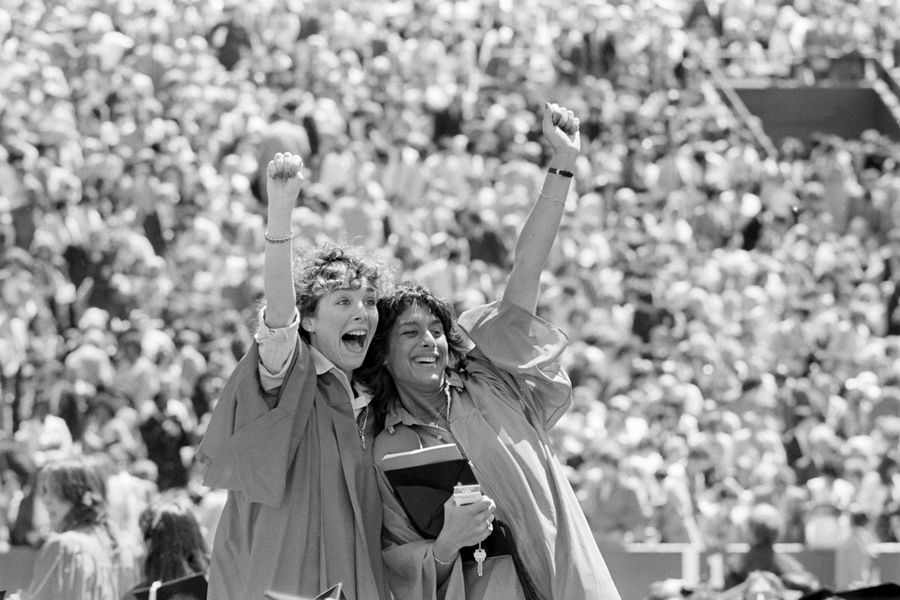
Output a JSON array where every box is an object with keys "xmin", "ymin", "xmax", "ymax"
[
  {"xmin": 266, "ymin": 151, "xmax": 304, "ymax": 208},
  {"xmin": 543, "ymin": 102, "xmax": 581, "ymax": 155}
]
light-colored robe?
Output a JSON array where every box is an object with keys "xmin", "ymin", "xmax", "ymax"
[
  {"xmin": 374, "ymin": 300, "xmax": 622, "ymax": 600},
  {"xmin": 197, "ymin": 340, "xmax": 389, "ymax": 600},
  {"xmin": 21, "ymin": 526, "xmax": 141, "ymax": 600}
]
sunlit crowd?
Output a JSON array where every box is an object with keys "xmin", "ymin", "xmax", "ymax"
[{"xmin": 2, "ymin": 0, "xmax": 900, "ymax": 597}]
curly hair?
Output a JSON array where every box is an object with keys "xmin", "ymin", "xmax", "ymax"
[
  {"xmin": 290, "ymin": 243, "xmax": 393, "ymax": 342},
  {"xmin": 38, "ymin": 456, "xmax": 108, "ymax": 533},
  {"xmin": 139, "ymin": 493, "xmax": 210, "ymax": 583},
  {"xmin": 356, "ymin": 281, "xmax": 469, "ymax": 430}
]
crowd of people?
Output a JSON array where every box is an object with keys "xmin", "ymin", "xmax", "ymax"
[{"xmin": 2, "ymin": 0, "xmax": 900, "ymax": 597}]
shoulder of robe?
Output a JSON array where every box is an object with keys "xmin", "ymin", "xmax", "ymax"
[{"xmin": 373, "ymin": 425, "xmax": 421, "ymax": 466}]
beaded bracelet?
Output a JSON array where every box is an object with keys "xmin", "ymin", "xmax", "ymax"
[
  {"xmin": 547, "ymin": 167, "xmax": 574, "ymax": 178},
  {"xmin": 265, "ymin": 231, "xmax": 294, "ymax": 244}
]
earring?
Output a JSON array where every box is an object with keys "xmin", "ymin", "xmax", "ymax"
[{"xmin": 302, "ymin": 317, "xmax": 314, "ymax": 333}]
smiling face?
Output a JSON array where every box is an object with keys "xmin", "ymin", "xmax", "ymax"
[
  {"xmin": 384, "ymin": 303, "xmax": 449, "ymax": 395},
  {"xmin": 303, "ymin": 282, "xmax": 378, "ymax": 376}
]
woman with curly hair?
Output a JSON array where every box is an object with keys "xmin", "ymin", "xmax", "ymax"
[
  {"xmin": 197, "ymin": 153, "xmax": 392, "ymax": 599},
  {"xmin": 11, "ymin": 455, "xmax": 142, "ymax": 600}
]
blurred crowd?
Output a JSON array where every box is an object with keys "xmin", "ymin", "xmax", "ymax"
[{"xmin": 2, "ymin": 0, "xmax": 900, "ymax": 594}]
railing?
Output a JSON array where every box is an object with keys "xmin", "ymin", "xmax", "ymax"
[
  {"xmin": 692, "ymin": 47, "xmax": 779, "ymax": 159},
  {"xmin": 3, "ymin": 543, "xmax": 898, "ymax": 599},
  {"xmin": 868, "ymin": 55, "xmax": 900, "ymax": 128},
  {"xmin": 702, "ymin": 59, "xmax": 779, "ymax": 158}
]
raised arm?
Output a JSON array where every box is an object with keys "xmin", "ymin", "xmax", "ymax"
[
  {"xmin": 262, "ymin": 152, "xmax": 304, "ymax": 328},
  {"xmin": 501, "ymin": 102, "xmax": 580, "ymax": 313}
]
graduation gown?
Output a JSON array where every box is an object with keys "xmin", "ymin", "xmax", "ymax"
[
  {"xmin": 374, "ymin": 300, "xmax": 622, "ymax": 600},
  {"xmin": 197, "ymin": 340, "xmax": 389, "ymax": 600},
  {"xmin": 21, "ymin": 527, "xmax": 142, "ymax": 600}
]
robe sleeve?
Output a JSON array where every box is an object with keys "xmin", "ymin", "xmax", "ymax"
[
  {"xmin": 457, "ymin": 300, "xmax": 572, "ymax": 429},
  {"xmin": 195, "ymin": 339, "xmax": 318, "ymax": 507},
  {"xmin": 375, "ymin": 462, "xmax": 466, "ymax": 600}
]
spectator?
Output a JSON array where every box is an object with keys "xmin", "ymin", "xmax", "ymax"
[
  {"xmin": 123, "ymin": 492, "xmax": 209, "ymax": 600},
  {"xmin": 8, "ymin": 455, "xmax": 142, "ymax": 600},
  {"xmin": 62, "ymin": 328, "xmax": 116, "ymax": 392},
  {"xmin": 99, "ymin": 452, "xmax": 159, "ymax": 548},
  {"xmin": 13, "ymin": 398, "xmax": 73, "ymax": 468},
  {"xmin": 803, "ymin": 459, "xmax": 854, "ymax": 549},
  {"xmin": 8, "ymin": 455, "xmax": 50, "ymax": 550},
  {"xmin": 884, "ymin": 506, "xmax": 900, "ymax": 543},
  {"xmin": 874, "ymin": 455, "xmax": 900, "ymax": 542},
  {"xmin": 834, "ymin": 509, "xmax": 879, "ymax": 589},
  {"xmin": 139, "ymin": 392, "xmax": 192, "ymax": 492},
  {"xmin": 653, "ymin": 464, "xmax": 705, "ymax": 546},
  {"xmin": 748, "ymin": 462, "xmax": 807, "ymax": 544},
  {"xmin": 0, "ymin": 446, "xmax": 37, "ymax": 549},
  {"xmin": 112, "ymin": 333, "xmax": 160, "ymax": 408},
  {"xmin": 580, "ymin": 443, "xmax": 653, "ymax": 547},
  {"xmin": 723, "ymin": 503, "xmax": 819, "ymax": 594},
  {"xmin": 81, "ymin": 392, "xmax": 143, "ymax": 461}
]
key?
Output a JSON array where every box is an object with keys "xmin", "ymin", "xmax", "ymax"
[{"xmin": 474, "ymin": 544, "xmax": 486, "ymax": 576}]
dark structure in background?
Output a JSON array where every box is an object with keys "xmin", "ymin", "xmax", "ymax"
[{"xmin": 715, "ymin": 51, "xmax": 900, "ymax": 146}]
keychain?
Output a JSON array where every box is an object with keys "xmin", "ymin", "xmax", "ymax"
[
  {"xmin": 474, "ymin": 543, "xmax": 486, "ymax": 576},
  {"xmin": 453, "ymin": 483, "xmax": 488, "ymax": 577}
]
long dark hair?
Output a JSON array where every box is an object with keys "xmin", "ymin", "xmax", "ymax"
[
  {"xmin": 139, "ymin": 493, "xmax": 210, "ymax": 583},
  {"xmin": 357, "ymin": 281, "xmax": 469, "ymax": 430},
  {"xmin": 358, "ymin": 283, "xmax": 548, "ymax": 600}
]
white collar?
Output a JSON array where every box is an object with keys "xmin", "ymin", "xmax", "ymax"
[{"xmin": 308, "ymin": 345, "xmax": 372, "ymax": 412}]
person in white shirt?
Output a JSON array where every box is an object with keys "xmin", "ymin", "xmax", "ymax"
[{"xmin": 14, "ymin": 398, "xmax": 73, "ymax": 468}]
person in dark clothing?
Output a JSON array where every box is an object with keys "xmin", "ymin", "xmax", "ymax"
[
  {"xmin": 139, "ymin": 393, "xmax": 191, "ymax": 491},
  {"xmin": 455, "ymin": 208, "xmax": 510, "ymax": 269},
  {"xmin": 724, "ymin": 503, "xmax": 819, "ymax": 593},
  {"xmin": 430, "ymin": 94, "xmax": 465, "ymax": 144},
  {"xmin": 4, "ymin": 448, "xmax": 43, "ymax": 548},
  {"xmin": 123, "ymin": 493, "xmax": 209, "ymax": 600},
  {"xmin": 207, "ymin": 7, "xmax": 252, "ymax": 71},
  {"xmin": 882, "ymin": 230, "xmax": 900, "ymax": 335}
]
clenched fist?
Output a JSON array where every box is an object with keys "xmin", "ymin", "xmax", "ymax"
[{"xmin": 266, "ymin": 152, "xmax": 304, "ymax": 210}]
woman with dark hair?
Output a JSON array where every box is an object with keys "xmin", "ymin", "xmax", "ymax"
[
  {"xmin": 357, "ymin": 103, "xmax": 621, "ymax": 600},
  {"xmin": 10, "ymin": 455, "xmax": 142, "ymax": 600},
  {"xmin": 724, "ymin": 503, "xmax": 818, "ymax": 593},
  {"xmin": 197, "ymin": 153, "xmax": 392, "ymax": 599},
  {"xmin": 123, "ymin": 493, "xmax": 210, "ymax": 600}
]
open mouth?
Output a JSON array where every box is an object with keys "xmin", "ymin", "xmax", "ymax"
[
  {"xmin": 413, "ymin": 356, "xmax": 439, "ymax": 368},
  {"xmin": 342, "ymin": 330, "xmax": 367, "ymax": 352}
]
